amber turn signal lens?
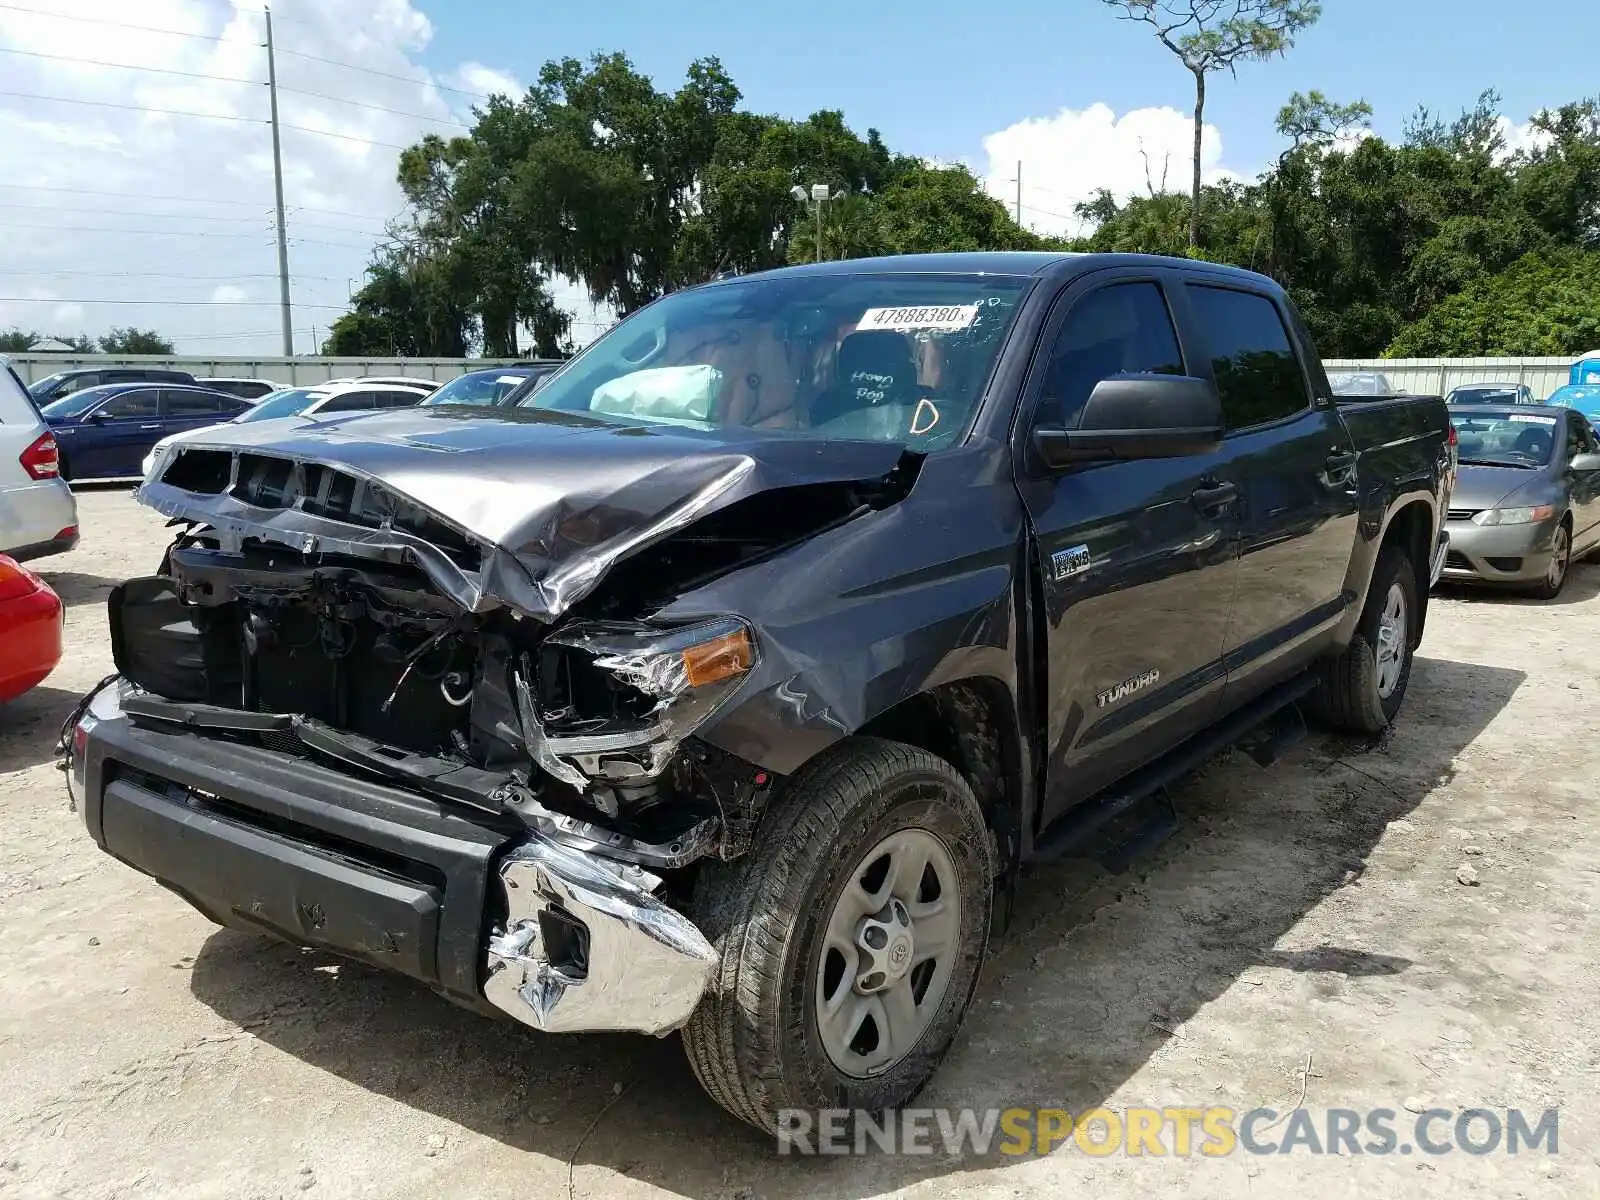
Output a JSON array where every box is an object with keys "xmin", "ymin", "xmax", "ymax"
[{"xmin": 682, "ymin": 628, "xmax": 754, "ymax": 688}]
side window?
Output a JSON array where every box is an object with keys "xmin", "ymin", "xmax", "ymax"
[
  {"xmin": 216, "ymin": 395, "xmax": 250, "ymax": 416},
  {"xmin": 1567, "ymin": 412, "xmax": 1591, "ymax": 459},
  {"xmin": 61, "ymin": 373, "xmax": 100, "ymax": 395},
  {"xmin": 1187, "ymin": 285, "xmax": 1311, "ymax": 430},
  {"xmin": 375, "ymin": 390, "xmax": 421, "ymax": 408},
  {"xmin": 1033, "ymin": 281, "xmax": 1184, "ymax": 430},
  {"xmin": 321, "ymin": 392, "xmax": 375, "ymax": 413},
  {"xmin": 100, "ymin": 389, "xmax": 159, "ymax": 418},
  {"xmin": 163, "ymin": 389, "xmax": 223, "ymax": 417}
]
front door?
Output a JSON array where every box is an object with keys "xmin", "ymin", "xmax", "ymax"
[
  {"xmin": 1178, "ymin": 282, "xmax": 1361, "ymax": 702},
  {"xmin": 73, "ymin": 388, "xmax": 161, "ymax": 478},
  {"xmin": 1562, "ymin": 408, "xmax": 1600, "ymax": 552},
  {"xmin": 1014, "ymin": 272, "xmax": 1243, "ymax": 827}
]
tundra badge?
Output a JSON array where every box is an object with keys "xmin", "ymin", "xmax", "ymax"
[
  {"xmin": 1097, "ymin": 668, "xmax": 1160, "ymax": 709},
  {"xmin": 1052, "ymin": 543, "xmax": 1093, "ymax": 582}
]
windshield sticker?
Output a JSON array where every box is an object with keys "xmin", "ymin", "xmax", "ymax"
[
  {"xmin": 496, "ymin": 375, "xmax": 526, "ymax": 385},
  {"xmin": 1508, "ymin": 414, "xmax": 1557, "ymax": 424},
  {"xmin": 858, "ymin": 304, "xmax": 979, "ymax": 333}
]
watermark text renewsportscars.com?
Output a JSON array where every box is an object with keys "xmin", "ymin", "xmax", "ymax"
[{"xmin": 776, "ymin": 1106, "xmax": 1560, "ymax": 1158}]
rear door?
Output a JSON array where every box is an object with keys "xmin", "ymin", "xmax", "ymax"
[
  {"xmin": 74, "ymin": 388, "xmax": 160, "ymax": 477},
  {"xmin": 1014, "ymin": 268, "xmax": 1244, "ymax": 824},
  {"xmin": 1179, "ymin": 281, "xmax": 1361, "ymax": 704}
]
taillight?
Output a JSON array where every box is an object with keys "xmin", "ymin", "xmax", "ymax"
[
  {"xmin": 1447, "ymin": 425, "xmax": 1458, "ymax": 447},
  {"xmin": 19, "ymin": 432, "xmax": 59, "ymax": 480},
  {"xmin": 0, "ymin": 554, "xmax": 42, "ymax": 602}
]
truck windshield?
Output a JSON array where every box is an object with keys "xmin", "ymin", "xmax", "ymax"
[{"xmin": 516, "ymin": 272, "xmax": 1031, "ymax": 449}]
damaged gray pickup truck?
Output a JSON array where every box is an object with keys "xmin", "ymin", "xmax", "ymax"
[{"xmin": 64, "ymin": 252, "xmax": 1452, "ymax": 1133}]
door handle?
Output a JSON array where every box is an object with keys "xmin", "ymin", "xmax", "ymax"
[
  {"xmin": 1189, "ymin": 481, "xmax": 1238, "ymax": 513},
  {"xmin": 139, "ymin": 424, "xmax": 162, "ymax": 430},
  {"xmin": 1325, "ymin": 449, "xmax": 1358, "ymax": 472}
]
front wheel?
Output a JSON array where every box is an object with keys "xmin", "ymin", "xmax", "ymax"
[
  {"xmin": 1529, "ymin": 520, "xmax": 1571, "ymax": 599},
  {"xmin": 1310, "ymin": 544, "xmax": 1418, "ymax": 734},
  {"xmin": 682, "ymin": 738, "xmax": 994, "ymax": 1133}
]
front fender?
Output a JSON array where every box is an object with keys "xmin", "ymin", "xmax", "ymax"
[{"xmin": 648, "ymin": 446, "xmax": 1026, "ymax": 776}]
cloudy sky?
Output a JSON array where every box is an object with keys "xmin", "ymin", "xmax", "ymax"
[{"xmin": 0, "ymin": 0, "xmax": 1589, "ymax": 356}]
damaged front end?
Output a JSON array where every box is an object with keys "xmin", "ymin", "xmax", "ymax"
[{"xmin": 84, "ymin": 421, "xmax": 913, "ymax": 1035}]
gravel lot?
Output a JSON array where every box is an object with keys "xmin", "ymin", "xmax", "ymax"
[{"xmin": 2, "ymin": 486, "xmax": 1597, "ymax": 1199}]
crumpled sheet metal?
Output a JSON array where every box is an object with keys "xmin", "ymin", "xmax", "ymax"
[
  {"xmin": 482, "ymin": 838, "xmax": 717, "ymax": 1035},
  {"xmin": 138, "ymin": 406, "xmax": 908, "ymax": 620}
]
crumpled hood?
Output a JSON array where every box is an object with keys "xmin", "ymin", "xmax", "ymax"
[
  {"xmin": 1451, "ymin": 464, "xmax": 1555, "ymax": 513},
  {"xmin": 137, "ymin": 405, "xmax": 911, "ymax": 618}
]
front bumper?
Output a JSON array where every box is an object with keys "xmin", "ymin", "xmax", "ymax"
[
  {"xmin": 1440, "ymin": 518, "xmax": 1559, "ymax": 585},
  {"xmin": 67, "ymin": 681, "xmax": 717, "ymax": 1036}
]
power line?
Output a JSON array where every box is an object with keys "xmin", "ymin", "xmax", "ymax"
[
  {"xmin": 0, "ymin": 183, "xmax": 394, "ymax": 223},
  {"xmin": 0, "ymin": 296, "xmax": 350, "ymax": 311},
  {"xmin": 3, "ymin": 269, "xmax": 348, "ymax": 283},
  {"xmin": 0, "ymin": 88, "xmax": 266, "ymax": 125},
  {"xmin": 0, "ymin": 90, "xmax": 415, "ymax": 150},
  {"xmin": 0, "ymin": 45, "xmax": 261, "ymax": 86},
  {"xmin": 0, "ymin": 46, "xmax": 469, "ymax": 130},
  {"xmin": 0, "ymin": 200, "xmax": 276, "ymax": 224},
  {"xmin": 275, "ymin": 83, "xmax": 469, "ymax": 129},
  {"xmin": 3, "ymin": 220, "xmax": 277, "ymax": 240},
  {"xmin": 0, "ymin": 3, "xmax": 252, "ymax": 42},
  {"xmin": 272, "ymin": 45, "xmax": 490, "ymax": 101}
]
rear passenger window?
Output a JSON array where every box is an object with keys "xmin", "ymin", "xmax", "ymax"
[
  {"xmin": 321, "ymin": 392, "xmax": 375, "ymax": 413},
  {"xmin": 163, "ymin": 390, "xmax": 222, "ymax": 416},
  {"xmin": 1188, "ymin": 286, "xmax": 1310, "ymax": 429},
  {"xmin": 101, "ymin": 389, "xmax": 159, "ymax": 418},
  {"xmin": 1033, "ymin": 282, "xmax": 1184, "ymax": 430}
]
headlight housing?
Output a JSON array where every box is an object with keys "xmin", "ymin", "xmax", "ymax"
[
  {"xmin": 517, "ymin": 617, "xmax": 758, "ymax": 789},
  {"xmin": 1471, "ymin": 504, "xmax": 1555, "ymax": 526}
]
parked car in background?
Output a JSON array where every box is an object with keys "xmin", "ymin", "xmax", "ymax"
[
  {"xmin": 1329, "ymin": 371, "xmax": 1399, "ymax": 397},
  {"xmin": 1441, "ymin": 404, "xmax": 1600, "ymax": 597},
  {"xmin": 140, "ymin": 382, "xmax": 435, "ymax": 478},
  {"xmin": 41, "ymin": 384, "xmax": 251, "ymax": 481},
  {"xmin": 1447, "ymin": 382, "xmax": 1536, "ymax": 406},
  {"xmin": 28, "ymin": 367, "xmax": 196, "ymax": 405},
  {"xmin": 0, "ymin": 364, "xmax": 78, "ymax": 562},
  {"xmin": 1570, "ymin": 356, "xmax": 1600, "ymax": 385},
  {"xmin": 0, "ymin": 553, "xmax": 63, "ymax": 703},
  {"xmin": 420, "ymin": 365, "xmax": 556, "ymax": 407},
  {"xmin": 352, "ymin": 375, "xmax": 440, "ymax": 393},
  {"xmin": 197, "ymin": 378, "xmax": 280, "ymax": 401},
  {"xmin": 1546, "ymin": 383, "xmax": 1600, "ymax": 432}
]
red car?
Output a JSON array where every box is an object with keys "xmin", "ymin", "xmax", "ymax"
[{"xmin": 0, "ymin": 554, "xmax": 63, "ymax": 702}]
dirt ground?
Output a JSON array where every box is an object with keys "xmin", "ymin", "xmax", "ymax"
[{"xmin": 2, "ymin": 486, "xmax": 1597, "ymax": 1199}]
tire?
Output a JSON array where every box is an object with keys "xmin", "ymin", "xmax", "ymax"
[
  {"xmin": 1528, "ymin": 517, "xmax": 1571, "ymax": 600},
  {"xmin": 1310, "ymin": 544, "xmax": 1418, "ymax": 734},
  {"xmin": 682, "ymin": 737, "xmax": 994, "ymax": 1134}
]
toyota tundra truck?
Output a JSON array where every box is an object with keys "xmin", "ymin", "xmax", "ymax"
[{"xmin": 63, "ymin": 252, "xmax": 1451, "ymax": 1132}]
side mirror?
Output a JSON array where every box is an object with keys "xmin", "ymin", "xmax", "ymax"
[
  {"xmin": 1570, "ymin": 453, "xmax": 1600, "ymax": 472},
  {"xmin": 84, "ymin": 409, "xmax": 109, "ymax": 423},
  {"xmin": 1032, "ymin": 375, "xmax": 1224, "ymax": 469}
]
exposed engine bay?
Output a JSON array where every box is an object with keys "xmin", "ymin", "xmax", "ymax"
[{"xmin": 115, "ymin": 431, "xmax": 920, "ymax": 876}]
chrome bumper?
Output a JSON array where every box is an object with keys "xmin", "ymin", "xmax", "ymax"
[
  {"xmin": 483, "ymin": 840, "xmax": 718, "ymax": 1036},
  {"xmin": 1429, "ymin": 531, "xmax": 1450, "ymax": 588}
]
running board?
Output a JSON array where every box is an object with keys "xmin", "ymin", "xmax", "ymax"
[{"xmin": 1031, "ymin": 673, "xmax": 1318, "ymax": 867}]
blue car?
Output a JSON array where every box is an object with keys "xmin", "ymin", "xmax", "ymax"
[
  {"xmin": 40, "ymin": 383, "xmax": 252, "ymax": 481},
  {"xmin": 1546, "ymin": 384, "xmax": 1600, "ymax": 434}
]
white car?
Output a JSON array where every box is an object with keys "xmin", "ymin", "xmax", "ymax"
[
  {"xmin": 196, "ymin": 378, "xmax": 282, "ymax": 401},
  {"xmin": 0, "ymin": 363, "xmax": 78, "ymax": 561},
  {"xmin": 141, "ymin": 381, "xmax": 434, "ymax": 479}
]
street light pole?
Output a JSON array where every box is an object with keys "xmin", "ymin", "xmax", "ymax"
[{"xmin": 810, "ymin": 183, "xmax": 831, "ymax": 262}]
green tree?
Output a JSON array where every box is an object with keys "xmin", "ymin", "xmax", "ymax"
[
  {"xmin": 1099, "ymin": 0, "xmax": 1322, "ymax": 246},
  {"xmin": 98, "ymin": 327, "xmax": 175, "ymax": 354},
  {"xmin": 1386, "ymin": 251, "xmax": 1600, "ymax": 357}
]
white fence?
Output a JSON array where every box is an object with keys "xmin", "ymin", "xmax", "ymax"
[
  {"xmin": 1323, "ymin": 358, "xmax": 1588, "ymax": 400},
  {"xmin": 0, "ymin": 353, "xmax": 557, "ymax": 386}
]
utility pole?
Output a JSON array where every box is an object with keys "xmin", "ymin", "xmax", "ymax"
[
  {"xmin": 264, "ymin": 7, "xmax": 293, "ymax": 356},
  {"xmin": 1015, "ymin": 160, "xmax": 1023, "ymax": 225}
]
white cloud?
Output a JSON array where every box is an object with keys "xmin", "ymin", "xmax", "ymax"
[
  {"xmin": 980, "ymin": 103, "xmax": 1238, "ymax": 238},
  {"xmin": 0, "ymin": 0, "xmax": 541, "ymax": 354},
  {"xmin": 1494, "ymin": 116, "xmax": 1554, "ymax": 162},
  {"xmin": 451, "ymin": 62, "xmax": 523, "ymax": 102}
]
